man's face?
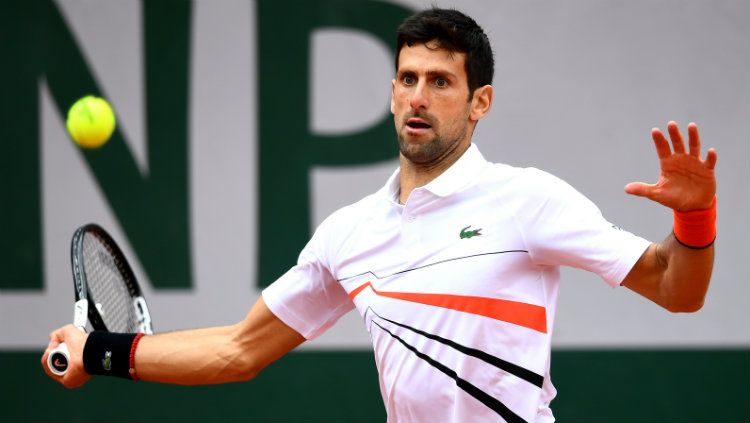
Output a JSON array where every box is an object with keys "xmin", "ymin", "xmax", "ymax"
[{"xmin": 391, "ymin": 41, "xmax": 473, "ymax": 165}]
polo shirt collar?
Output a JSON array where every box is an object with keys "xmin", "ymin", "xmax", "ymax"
[
  {"xmin": 381, "ymin": 143, "xmax": 489, "ymax": 203},
  {"xmin": 423, "ymin": 143, "xmax": 488, "ymax": 197}
]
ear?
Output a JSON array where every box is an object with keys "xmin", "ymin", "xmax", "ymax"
[
  {"xmin": 469, "ymin": 85, "xmax": 493, "ymax": 122},
  {"xmin": 390, "ymin": 79, "xmax": 396, "ymax": 114}
]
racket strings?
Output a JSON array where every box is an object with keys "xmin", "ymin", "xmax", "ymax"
[{"xmin": 82, "ymin": 232, "xmax": 140, "ymax": 332}]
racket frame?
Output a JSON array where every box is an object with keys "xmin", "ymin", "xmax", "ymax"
[{"xmin": 47, "ymin": 224, "xmax": 153, "ymax": 376}]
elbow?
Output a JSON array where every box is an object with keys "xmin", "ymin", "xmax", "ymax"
[
  {"xmin": 226, "ymin": 336, "xmax": 265, "ymax": 382},
  {"xmin": 659, "ymin": 275, "xmax": 710, "ymax": 313},
  {"xmin": 220, "ymin": 349, "xmax": 263, "ymax": 383},
  {"xmin": 212, "ymin": 350, "xmax": 262, "ymax": 383},
  {"xmin": 228, "ymin": 323, "xmax": 266, "ymax": 382},
  {"xmin": 237, "ymin": 360, "xmax": 262, "ymax": 382},
  {"xmin": 665, "ymin": 297, "xmax": 705, "ymax": 313}
]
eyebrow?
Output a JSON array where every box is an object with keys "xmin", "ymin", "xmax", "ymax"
[
  {"xmin": 398, "ymin": 68, "xmax": 458, "ymax": 80},
  {"xmin": 427, "ymin": 69, "xmax": 456, "ymax": 80}
]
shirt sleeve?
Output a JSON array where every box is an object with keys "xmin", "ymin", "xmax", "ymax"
[
  {"xmin": 262, "ymin": 225, "xmax": 354, "ymax": 340},
  {"xmin": 517, "ymin": 169, "xmax": 651, "ymax": 287}
]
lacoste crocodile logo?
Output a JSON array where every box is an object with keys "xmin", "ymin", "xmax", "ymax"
[
  {"xmin": 460, "ymin": 225, "xmax": 482, "ymax": 239},
  {"xmin": 102, "ymin": 351, "xmax": 112, "ymax": 371}
]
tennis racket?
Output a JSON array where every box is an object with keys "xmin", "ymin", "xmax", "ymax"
[{"xmin": 47, "ymin": 223, "xmax": 153, "ymax": 376}]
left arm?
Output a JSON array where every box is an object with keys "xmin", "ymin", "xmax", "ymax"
[
  {"xmin": 622, "ymin": 234, "xmax": 713, "ymax": 312},
  {"xmin": 621, "ymin": 121, "xmax": 717, "ymax": 312}
]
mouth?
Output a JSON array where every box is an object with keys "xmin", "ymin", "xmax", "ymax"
[
  {"xmin": 404, "ymin": 117, "xmax": 433, "ymax": 136},
  {"xmin": 406, "ymin": 118, "xmax": 432, "ymax": 129}
]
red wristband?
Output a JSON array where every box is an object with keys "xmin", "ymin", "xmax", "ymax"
[
  {"xmin": 129, "ymin": 332, "xmax": 145, "ymax": 382},
  {"xmin": 673, "ymin": 196, "xmax": 717, "ymax": 249}
]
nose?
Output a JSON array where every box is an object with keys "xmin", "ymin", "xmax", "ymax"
[{"xmin": 409, "ymin": 81, "xmax": 429, "ymax": 110}]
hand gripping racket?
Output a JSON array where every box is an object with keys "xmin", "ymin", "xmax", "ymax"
[{"xmin": 47, "ymin": 224, "xmax": 154, "ymax": 376}]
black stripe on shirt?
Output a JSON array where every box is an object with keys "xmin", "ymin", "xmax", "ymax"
[
  {"xmin": 367, "ymin": 308, "xmax": 544, "ymax": 388},
  {"xmin": 371, "ymin": 320, "xmax": 528, "ymax": 423}
]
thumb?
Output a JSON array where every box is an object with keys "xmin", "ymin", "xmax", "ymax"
[
  {"xmin": 47, "ymin": 324, "xmax": 76, "ymax": 350},
  {"xmin": 624, "ymin": 182, "xmax": 655, "ymax": 198},
  {"xmin": 48, "ymin": 330, "xmax": 62, "ymax": 350}
]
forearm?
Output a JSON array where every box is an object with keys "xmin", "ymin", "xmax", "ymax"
[
  {"xmin": 133, "ymin": 324, "xmax": 251, "ymax": 385},
  {"xmin": 133, "ymin": 298, "xmax": 305, "ymax": 385},
  {"xmin": 654, "ymin": 233, "xmax": 714, "ymax": 312},
  {"xmin": 623, "ymin": 232, "xmax": 714, "ymax": 312}
]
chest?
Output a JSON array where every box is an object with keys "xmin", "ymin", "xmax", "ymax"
[{"xmin": 334, "ymin": 191, "xmax": 546, "ymax": 321}]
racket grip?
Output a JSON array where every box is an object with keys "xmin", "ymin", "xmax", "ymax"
[{"xmin": 48, "ymin": 343, "xmax": 71, "ymax": 376}]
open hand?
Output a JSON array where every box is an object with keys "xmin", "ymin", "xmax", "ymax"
[{"xmin": 625, "ymin": 121, "xmax": 717, "ymax": 211}]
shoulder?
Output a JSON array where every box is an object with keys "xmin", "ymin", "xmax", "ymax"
[
  {"xmin": 309, "ymin": 190, "xmax": 392, "ymax": 252},
  {"xmin": 478, "ymin": 162, "xmax": 586, "ymax": 204},
  {"xmin": 471, "ymin": 162, "xmax": 607, "ymax": 238},
  {"xmin": 318, "ymin": 191, "xmax": 386, "ymax": 231}
]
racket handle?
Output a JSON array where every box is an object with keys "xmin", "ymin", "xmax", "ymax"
[{"xmin": 48, "ymin": 342, "xmax": 71, "ymax": 376}]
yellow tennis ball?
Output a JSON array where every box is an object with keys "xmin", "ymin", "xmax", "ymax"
[{"xmin": 66, "ymin": 95, "xmax": 116, "ymax": 149}]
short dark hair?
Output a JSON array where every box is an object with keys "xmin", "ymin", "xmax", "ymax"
[{"xmin": 396, "ymin": 8, "xmax": 494, "ymax": 96}]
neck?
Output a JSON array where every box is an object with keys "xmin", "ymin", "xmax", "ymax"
[{"xmin": 398, "ymin": 141, "xmax": 470, "ymax": 204}]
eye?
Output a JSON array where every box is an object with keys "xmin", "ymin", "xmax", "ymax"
[
  {"xmin": 435, "ymin": 78, "xmax": 448, "ymax": 88},
  {"xmin": 402, "ymin": 74, "xmax": 416, "ymax": 86}
]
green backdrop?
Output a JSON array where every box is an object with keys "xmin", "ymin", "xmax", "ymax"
[
  {"xmin": 4, "ymin": 350, "xmax": 748, "ymax": 422},
  {"xmin": 1, "ymin": 1, "xmax": 748, "ymax": 422}
]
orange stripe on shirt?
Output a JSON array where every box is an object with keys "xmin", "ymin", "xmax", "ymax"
[{"xmin": 349, "ymin": 281, "xmax": 547, "ymax": 334}]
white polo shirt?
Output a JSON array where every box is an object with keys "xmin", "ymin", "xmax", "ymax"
[{"xmin": 263, "ymin": 144, "xmax": 650, "ymax": 423}]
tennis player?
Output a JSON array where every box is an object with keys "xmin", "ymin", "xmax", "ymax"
[{"xmin": 43, "ymin": 8, "xmax": 717, "ymax": 422}]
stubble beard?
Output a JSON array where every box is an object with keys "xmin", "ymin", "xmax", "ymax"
[{"xmin": 396, "ymin": 114, "xmax": 469, "ymax": 167}]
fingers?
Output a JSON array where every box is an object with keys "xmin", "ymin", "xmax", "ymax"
[
  {"xmin": 687, "ymin": 123, "xmax": 718, "ymax": 168},
  {"xmin": 705, "ymin": 147, "xmax": 718, "ymax": 170},
  {"xmin": 41, "ymin": 348, "xmax": 50, "ymax": 373},
  {"xmin": 687, "ymin": 122, "xmax": 701, "ymax": 157},
  {"xmin": 651, "ymin": 128, "xmax": 672, "ymax": 159},
  {"xmin": 667, "ymin": 121, "xmax": 686, "ymax": 154},
  {"xmin": 48, "ymin": 328, "xmax": 63, "ymax": 350},
  {"xmin": 47, "ymin": 324, "xmax": 76, "ymax": 349},
  {"xmin": 654, "ymin": 122, "xmax": 714, "ymax": 162},
  {"xmin": 43, "ymin": 327, "xmax": 66, "ymax": 378}
]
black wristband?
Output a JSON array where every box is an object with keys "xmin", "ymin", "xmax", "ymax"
[{"xmin": 83, "ymin": 331, "xmax": 137, "ymax": 379}]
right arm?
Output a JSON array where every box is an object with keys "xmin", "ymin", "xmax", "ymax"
[{"xmin": 42, "ymin": 297, "xmax": 305, "ymax": 388}]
